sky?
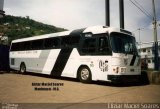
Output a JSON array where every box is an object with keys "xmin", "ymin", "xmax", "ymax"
[{"xmin": 3, "ymin": 0, "xmax": 160, "ymax": 43}]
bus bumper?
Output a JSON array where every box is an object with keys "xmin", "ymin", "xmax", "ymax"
[{"xmin": 107, "ymin": 75, "xmax": 141, "ymax": 83}]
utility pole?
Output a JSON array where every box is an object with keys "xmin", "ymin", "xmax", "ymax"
[
  {"xmin": 119, "ymin": 0, "xmax": 124, "ymax": 29},
  {"xmin": 105, "ymin": 0, "xmax": 110, "ymax": 26},
  {"xmin": 105, "ymin": 0, "xmax": 125, "ymax": 29},
  {"xmin": 152, "ymin": 0, "xmax": 159, "ymax": 71},
  {"xmin": 138, "ymin": 28, "xmax": 144, "ymax": 44},
  {"xmin": 138, "ymin": 28, "xmax": 142, "ymax": 49},
  {"xmin": 138, "ymin": 28, "xmax": 141, "ymax": 44}
]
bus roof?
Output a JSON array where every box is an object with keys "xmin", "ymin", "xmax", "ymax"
[{"xmin": 12, "ymin": 26, "xmax": 134, "ymax": 43}]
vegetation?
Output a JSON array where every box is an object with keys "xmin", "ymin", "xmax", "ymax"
[{"xmin": 0, "ymin": 15, "xmax": 66, "ymax": 44}]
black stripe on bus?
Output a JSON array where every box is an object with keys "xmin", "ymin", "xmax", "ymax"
[
  {"xmin": 51, "ymin": 48, "xmax": 73, "ymax": 76},
  {"xmin": 51, "ymin": 28, "xmax": 85, "ymax": 76},
  {"xmin": 70, "ymin": 28, "xmax": 86, "ymax": 37},
  {"xmin": 130, "ymin": 55, "xmax": 136, "ymax": 66}
]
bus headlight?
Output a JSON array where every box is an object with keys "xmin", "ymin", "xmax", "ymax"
[
  {"xmin": 113, "ymin": 67, "xmax": 126, "ymax": 74},
  {"xmin": 121, "ymin": 67, "xmax": 126, "ymax": 73},
  {"xmin": 113, "ymin": 67, "xmax": 119, "ymax": 74}
]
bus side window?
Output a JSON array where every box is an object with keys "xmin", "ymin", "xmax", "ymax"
[
  {"xmin": 32, "ymin": 39, "xmax": 44, "ymax": 50},
  {"xmin": 61, "ymin": 37, "xmax": 70, "ymax": 48},
  {"xmin": 24, "ymin": 41, "xmax": 32, "ymax": 50},
  {"xmin": 44, "ymin": 38, "xmax": 60, "ymax": 49},
  {"xmin": 82, "ymin": 38, "xmax": 96, "ymax": 54},
  {"xmin": 99, "ymin": 37, "xmax": 111, "ymax": 54},
  {"xmin": 11, "ymin": 43, "xmax": 19, "ymax": 51},
  {"xmin": 19, "ymin": 42, "xmax": 24, "ymax": 51},
  {"xmin": 61, "ymin": 36, "xmax": 80, "ymax": 48}
]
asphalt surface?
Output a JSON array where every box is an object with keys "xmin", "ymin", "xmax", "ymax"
[{"xmin": 0, "ymin": 72, "xmax": 160, "ymax": 109}]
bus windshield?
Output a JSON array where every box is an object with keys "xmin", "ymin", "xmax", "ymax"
[{"xmin": 110, "ymin": 32, "xmax": 138, "ymax": 55}]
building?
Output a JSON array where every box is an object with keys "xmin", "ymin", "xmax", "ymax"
[
  {"xmin": 0, "ymin": 0, "xmax": 5, "ymax": 18},
  {"xmin": 138, "ymin": 40, "xmax": 160, "ymax": 69}
]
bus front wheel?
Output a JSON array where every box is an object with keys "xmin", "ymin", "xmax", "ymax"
[
  {"xmin": 78, "ymin": 66, "xmax": 92, "ymax": 83},
  {"xmin": 20, "ymin": 63, "xmax": 26, "ymax": 74}
]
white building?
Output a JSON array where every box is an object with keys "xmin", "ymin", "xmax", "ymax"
[
  {"xmin": 0, "ymin": 0, "xmax": 5, "ymax": 18},
  {"xmin": 138, "ymin": 40, "xmax": 160, "ymax": 69}
]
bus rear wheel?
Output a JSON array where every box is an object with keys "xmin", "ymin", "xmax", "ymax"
[
  {"xmin": 20, "ymin": 63, "xmax": 26, "ymax": 74},
  {"xmin": 78, "ymin": 66, "xmax": 92, "ymax": 83}
]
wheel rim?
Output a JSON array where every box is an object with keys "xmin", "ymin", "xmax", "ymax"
[
  {"xmin": 21, "ymin": 65, "xmax": 26, "ymax": 73},
  {"xmin": 80, "ymin": 68, "xmax": 89, "ymax": 80}
]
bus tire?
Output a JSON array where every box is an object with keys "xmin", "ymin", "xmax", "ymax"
[
  {"xmin": 20, "ymin": 63, "xmax": 26, "ymax": 74},
  {"xmin": 78, "ymin": 66, "xmax": 92, "ymax": 83}
]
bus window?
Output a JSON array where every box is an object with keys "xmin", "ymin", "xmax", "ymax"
[
  {"xmin": 24, "ymin": 41, "xmax": 32, "ymax": 50},
  {"xmin": 61, "ymin": 37, "xmax": 70, "ymax": 48},
  {"xmin": 110, "ymin": 32, "xmax": 138, "ymax": 55},
  {"xmin": 98, "ymin": 37, "xmax": 111, "ymax": 55},
  {"xmin": 11, "ymin": 43, "xmax": 19, "ymax": 51},
  {"xmin": 61, "ymin": 36, "xmax": 80, "ymax": 48},
  {"xmin": 19, "ymin": 42, "xmax": 25, "ymax": 51},
  {"xmin": 82, "ymin": 38, "xmax": 96, "ymax": 54},
  {"xmin": 44, "ymin": 38, "xmax": 60, "ymax": 49},
  {"xmin": 32, "ymin": 39, "xmax": 44, "ymax": 50}
]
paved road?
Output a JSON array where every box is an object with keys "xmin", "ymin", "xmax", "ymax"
[{"xmin": 0, "ymin": 72, "xmax": 160, "ymax": 108}]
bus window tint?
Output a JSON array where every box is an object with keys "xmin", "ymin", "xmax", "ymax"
[
  {"xmin": 11, "ymin": 43, "xmax": 19, "ymax": 51},
  {"xmin": 98, "ymin": 37, "xmax": 111, "ymax": 55},
  {"xmin": 19, "ymin": 42, "xmax": 25, "ymax": 51},
  {"xmin": 61, "ymin": 36, "xmax": 80, "ymax": 48},
  {"xmin": 81, "ymin": 34, "xmax": 111, "ymax": 55},
  {"xmin": 32, "ymin": 40, "xmax": 44, "ymax": 50},
  {"xmin": 82, "ymin": 38, "xmax": 96, "ymax": 54},
  {"xmin": 110, "ymin": 32, "xmax": 138, "ymax": 55},
  {"xmin": 24, "ymin": 41, "xmax": 32, "ymax": 50},
  {"xmin": 44, "ymin": 38, "xmax": 60, "ymax": 49}
]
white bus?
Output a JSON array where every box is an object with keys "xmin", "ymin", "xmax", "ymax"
[{"xmin": 10, "ymin": 26, "xmax": 141, "ymax": 83}]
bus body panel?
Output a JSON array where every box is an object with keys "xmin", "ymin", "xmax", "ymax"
[
  {"xmin": 9, "ymin": 26, "xmax": 141, "ymax": 83},
  {"xmin": 10, "ymin": 50, "xmax": 60, "ymax": 74}
]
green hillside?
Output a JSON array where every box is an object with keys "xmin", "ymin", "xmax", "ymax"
[{"xmin": 0, "ymin": 15, "xmax": 66, "ymax": 44}]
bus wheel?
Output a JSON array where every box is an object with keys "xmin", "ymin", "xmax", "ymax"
[
  {"xmin": 20, "ymin": 63, "xmax": 26, "ymax": 74},
  {"xmin": 78, "ymin": 66, "xmax": 92, "ymax": 83}
]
